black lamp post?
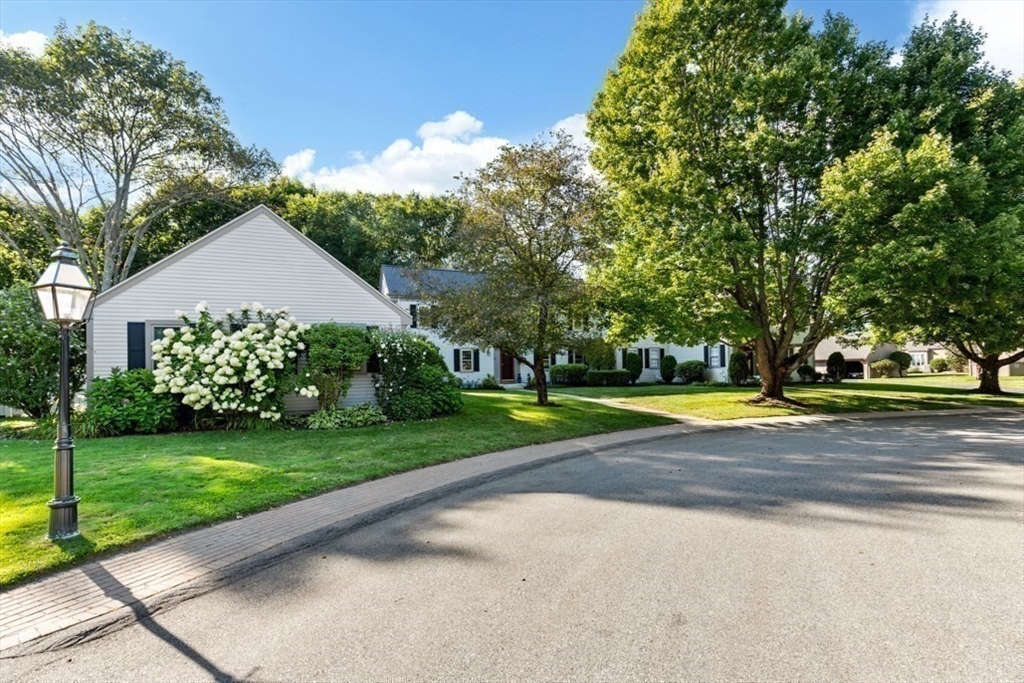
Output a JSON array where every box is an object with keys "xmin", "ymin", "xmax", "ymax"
[{"xmin": 32, "ymin": 243, "xmax": 95, "ymax": 540}]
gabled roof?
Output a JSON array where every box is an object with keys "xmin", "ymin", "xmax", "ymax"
[
  {"xmin": 379, "ymin": 264, "xmax": 484, "ymax": 299},
  {"xmin": 96, "ymin": 205, "xmax": 412, "ymax": 324}
]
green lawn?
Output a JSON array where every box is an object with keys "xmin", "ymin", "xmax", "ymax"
[
  {"xmin": 549, "ymin": 379, "xmax": 1024, "ymax": 421},
  {"xmin": 861, "ymin": 372, "xmax": 1024, "ymax": 393},
  {"xmin": 0, "ymin": 392, "xmax": 671, "ymax": 588}
]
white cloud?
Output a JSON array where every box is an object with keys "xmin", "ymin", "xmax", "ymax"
[
  {"xmin": 282, "ymin": 148, "xmax": 316, "ymax": 178},
  {"xmin": 416, "ymin": 111, "xmax": 484, "ymax": 142},
  {"xmin": 0, "ymin": 30, "xmax": 47, "ymax": 56},
  {"xmin": 912, "ymin": 1, "xmax": 1024, "ymax": 78},
  {"xmin": 282, "ymin": 111, "xmax": 509, "ymax": 195},
  {"xmin": 551, "ymin": 113, "xmax": 590, "ymax": 148},
  {"xmin": 282, "ymin": 111, "xmax": 599, "ymax": 195}
]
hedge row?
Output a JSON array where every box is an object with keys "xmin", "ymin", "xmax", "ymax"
[{"xmin": 586, "ymin": 369, "xmax": 632, "ymax": 386}]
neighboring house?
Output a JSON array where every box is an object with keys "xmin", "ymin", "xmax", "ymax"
[
  {"xmin": 614, "ymin": 337, "xmax": 738, "ymax": 383},
  {"xmin": 380, "ymin": 265, "xmax": 533, "ymax": 384},
  {"xmin": 968, "ymin": 352, "xmax": 1024, "ymax": 378},
  {"xmin": 812, "ymin": 337, "xmax": 897, "ymax": 378},
  {"xmin": 89, "ymin": 206, "xmax": 411, "ymax": 411},
  {"xmin": 902, "ymin": 342, "xmax": 951, "ymax": 372},
  {"xmin": 379, "ymin": 265, "xmax": 599, "ymax": 384}
]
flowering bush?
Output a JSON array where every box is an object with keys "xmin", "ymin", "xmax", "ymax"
[
  {"xmin": 152, "ymin": 301, "xmax": 318, "ymax": 422},
  {"xmin": 371, "ymin": 329, "xmax": 462, "ymax": 421}
]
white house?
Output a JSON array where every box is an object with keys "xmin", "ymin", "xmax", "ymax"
[
  {"xmin": 615, "ymin": 338, "xmax": 737, "ymax": 383},
  {"xmin": 379, "ymin": 265, "xmax": 535, "ymax": 384},
  {"xmin": 380, "ymin": 265, "xmax": 741, "ymax": 385},
  {"xmin": 88, "ymin": 206, "xmax": 411, "ymax": 410}
]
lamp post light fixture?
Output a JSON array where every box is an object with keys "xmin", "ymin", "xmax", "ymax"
[{"xmin": 32, "ymin": 243, "xmax": 95, "ymax": 540}]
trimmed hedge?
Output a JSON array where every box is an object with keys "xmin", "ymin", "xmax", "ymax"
[
  {"xmin": 625, "ymin": 352, "xmax": 643, "ymax": 384},
  {"xmin": 550, "ymin": 363, "xmax": 588, "ymax": 386},
  {"xmin": 587, "ymin": 369, "xmax": 631, "ymax": 386},
  {"xmin": 929, "ymin": 356, "xmax": 949, "ymax": 373},
  {"xmin": 870, "ymin": 359, "xmax": 900, "ymax": 378},
  {"xmin": 660, "ymin": 355, "xmax": 677, "ymax": 384},
  {"xmin": 676, "ymin": 360, "xmax": 706, "ymax": 384}
]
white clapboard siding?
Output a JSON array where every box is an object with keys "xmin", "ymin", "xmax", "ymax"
[
  {"xmin": 89, "ymin": 207, "xmax": 409, "ymax": 410},
  {"xmin": 284, "ymin": 373, "xmax": 376, "ymax": 412}
]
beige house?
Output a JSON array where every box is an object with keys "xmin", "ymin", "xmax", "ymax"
[{"xmin": 812, "ymin": 337, "xmax": 897, "ymax": 378}]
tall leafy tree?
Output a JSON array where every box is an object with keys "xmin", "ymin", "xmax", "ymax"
[
  {"xmin": 824, "ymin": 17, "xmax": 1024, "ymax": 394},
  {"xmin": 589, "ymin": 0, "xmax": 891, "ymax": 402},
  {"xmin": 0, "ymin": 22, "xmax": 274, "ymax": 291},
  {"xmin": 0, "ymin": 284, "xmax": 86, "ymax": 417},
  {"xmin": 419, "ymin": 133, "xmax": 612, "ymax": 405}
]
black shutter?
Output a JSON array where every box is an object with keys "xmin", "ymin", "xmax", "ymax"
[
  {"xmin": 621, "ymin": 349, "xmax": 627, "ymax": 367},
  {"xmin": 719, "ymin": 344, "xmax": 726, "ymax": 368},
  {"xmin": 409, "ymin": 304, "xmax": 418, "ymax": 329},
  {"xmin": 367, "ymin": 353, "xmax": 380, "ymax": 373},
  {"xmin": 703, "ymin": 345, "xmax": 710, "ymax": 366},
  {"xmin": 127, "ymin": 322, "xmax": 146, "ymax": 370},
  {"xmin": 660, "ymin": 348, "xmax": 665, "ymax": 362},
  {"xmin": 644, "ymin": 348, "xmax": 650, "ymax": 369},
  {"xmin": 453, "ymin": 348, "xmax": 460, "ymax": 372},
  {"xmin": 473, "ymin": 349, "xmax": 480, "ymax": 372}
]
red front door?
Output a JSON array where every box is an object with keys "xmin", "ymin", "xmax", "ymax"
[{"xmin": 500, "ymin": 352, "xmax": 515, "ymax": 382}]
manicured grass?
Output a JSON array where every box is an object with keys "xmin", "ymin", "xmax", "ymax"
[
  {"xmin": 549, "ymin": 380, "xmax": 1024, "ymax": 421},
  {"xmin": 862, "ymin": 372, "xmax": 1023, "ymax": 393},
  {"xmin": 0, "ymin": 393, "xmax": 671, "ymax": 588}
]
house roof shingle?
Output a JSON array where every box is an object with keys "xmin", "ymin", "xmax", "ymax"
[{"xmin": 380, "ymin": 265, "xmax": 484, "ymax": 299}]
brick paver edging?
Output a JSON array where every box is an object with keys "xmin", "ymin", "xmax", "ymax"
[{"xmin": 0, "ymin": 407, "xmax": 1016, "ymax": 656}]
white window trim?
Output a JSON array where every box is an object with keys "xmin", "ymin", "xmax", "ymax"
[
  {"xmin": 709, "ymin": 345, "xmax": 722, "ymax": 368},
  {"xmin": 649, "ymin": 348, "xmax": 660, "ymax": 370},
  {"xmin": 460, "ymin": 348, "xmax": 475, "ymax": 373},
  {"xmin": 146, "ymin": 320, "xmax": 182, "ymax": 370}
]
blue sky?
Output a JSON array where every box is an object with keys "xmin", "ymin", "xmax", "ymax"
[{"xmin": 2, "ymin": 1, "xmax": 1020, "ymax": 194}]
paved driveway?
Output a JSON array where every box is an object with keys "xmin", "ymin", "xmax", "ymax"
[{"xmin": 4, "ymin": 412, "xmax": 1022, "ymax": 682}]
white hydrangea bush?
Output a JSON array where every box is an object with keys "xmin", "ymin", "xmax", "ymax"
[{"xmin": 152, "ymin": 301, "xmax": 318, "ymax": 422}]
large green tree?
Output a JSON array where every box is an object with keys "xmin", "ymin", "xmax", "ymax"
[
  {"xmin": 589, "ymin": 0, "xmax": 890, "ymax": 402},
  {"xmin": 418, "ymin": 133, "xmax": 612, "ymax": 405},
  {"xmin": 0, "ymin": 22, "xmax": 274, "ymax": 291},
  {"xmin": 0, "ymin": 284, "xmax": 86, "ymax": 417},
  {"xmin": 823, "ymin": 17, "xmax": 1024, "ymax": 394}
]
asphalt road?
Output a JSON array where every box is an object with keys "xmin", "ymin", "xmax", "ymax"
[{"xmin": 4, "ymin": 412, "xmax": 1022, "ymax": 682}]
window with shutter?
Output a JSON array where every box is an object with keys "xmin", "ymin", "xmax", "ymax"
[{"xmin": 127, "ymin": 323, "xmax": 146, "ymax": 370}]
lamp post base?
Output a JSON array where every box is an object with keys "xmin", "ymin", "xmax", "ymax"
[{"xmin": 47, "ymin": 495, "xmax": 81, "ymax": 540}]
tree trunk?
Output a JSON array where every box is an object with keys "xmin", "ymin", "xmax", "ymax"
[
  {"xmin": 976, "ymin": 355, "xmax": 1003, "ymax": 394},
  {"xmin": 533, "ymin": 352, "xmax": 549, "ymax": 405},
  {"xmin": 752, "ymin": 338, "xmax": 790, "ymax": 402}
]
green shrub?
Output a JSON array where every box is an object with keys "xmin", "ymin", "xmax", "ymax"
[
  {"xmin": 371, "ymin": 329, "xmax": 461, "ymax": 421},
  {"xmin": 929, "ymin": 356, "xmax": 949, "ymax": 373},
  {"xmin": 907, "ymin": 366, "xmax": 923, "ymax": 374},
  {"xmin": 947, "ymin": 353, "xmax": 968, "ymax": 372},
  {"xmin": 870, "ymin": 359, "xmax": 900, "ymax": 378},
  {"xmin": 826, "ymin": 351, "xmax": 846, "ymax": 383},
  {"xmin": 86, "ymin": 368, "xmax": 179, "ymax": 436},
  {"xmin": 887, "ymin": 351, "xmax": 912, "ymax": 377},
  {"xmin": 550, "ymin": 363, "xmax": 588, "ymax": 386},
  {"xmin": 797, "ymin": 364, "xmax": 816, "ymax": 382},
  {"xmin": 728, "ymin": 351, "xmax": 749, "ymax": 386},
  {"xmin": 525, "ymin": 375, "xmax": 536, "ymax": 390},
  {"xmin": 307, "ymin": 403, "xmax": 388, "ymax": 430},
  {"xmin": 676, "ymin": 360, "xmax": 706, "ymax": 384},
  {"xmin": 479, "ymin": 374, "xmax": 504, "ymax": 390},
  {"xmin": 586, "ymin": 369, "xmax": 632, "ymax": 386},
  {"xmin": 659, "ymin": 355, "xmax": 677, "ymax": 384},
  {"xmin": 305, "ymin": 323, "xmax": 372, "ymax": 410},
  {"xmin": 625, "ymin": 352, "xmax": 643, "ymax": 384},
  {"xmin": 0, "ymin": 284, "xmax": 87, "ymax": 418}
]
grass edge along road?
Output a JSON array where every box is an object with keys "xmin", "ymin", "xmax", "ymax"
[
  {"xmin": 0, "ymin": 392, "xmax": 671, "ymax": 589},
  {"xmin": 548, "ymin": 375, "xmax": 1024, "ymax": 421}
]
